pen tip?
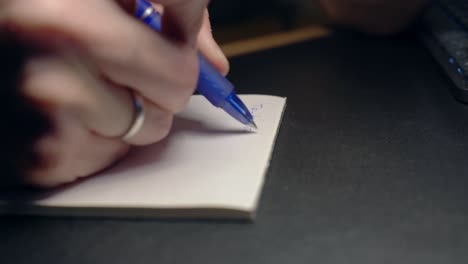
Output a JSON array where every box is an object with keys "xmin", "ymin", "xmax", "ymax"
[{"xmin": 247, "ymin": 121, "xmax": 258, "ymax": 130}]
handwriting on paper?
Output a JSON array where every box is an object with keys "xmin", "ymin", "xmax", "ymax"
[
  {"xmin": 250, "ymin": 104, "xmax": 264, "ymax": 117},
  {"xmin": 243, "ymin": 104, "xmax": 265, "ymax": 132}
]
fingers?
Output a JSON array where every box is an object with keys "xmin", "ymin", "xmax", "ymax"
[
  {"xmin": 123, "ymin": 95, "xmax": 174, "ymax": 146},
  {"xmin": 21, "ymin": 53, "xmax": 174, "ymax": 146},
  {"xmin": 197, "ymin": 10, "xmax": 229, "ymax": 76},
  {"xmin": 317, "ymin": 0, "xmax": 428, "ymax": 34},
  {"xmin": 21, "ymin": 54, "xmax": 134, "ymax": 138},
  {"xmin": 19, "ymin": 51, "xmax": 178, "ymax": 186},
  {"xmin": 152, "ymin": 0, "xmax": 210, "ymax": 46},
  {"xmin": 3, "ymin": 0, "xmax": 225, "ymax": 141},
  {"xmin": 20, "ymin": 54, "xmax": 129, "ymax": 187},
  {"xmin": 134, "ymin": 1, "xmax": 227, "ymax": 73},
  {"xmin": 26, "ymin": 110, "xmax": 129, "ymax": 187},
  {"xmin": 1, "ymin": 0, "xmax": 203, "ymax": 114},
  {"xmin": 0, "ymin": 0, "xmax": 226, "ymax": 187}
]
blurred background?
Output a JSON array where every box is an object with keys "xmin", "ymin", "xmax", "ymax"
[{"xmin": 208, "ymin": 0, "xmax": 327, "ymax": 44}]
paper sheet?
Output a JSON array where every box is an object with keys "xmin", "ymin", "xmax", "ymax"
[{"xmin": 1, "ymin": 95, "xmax": 286, "ymax": 219}]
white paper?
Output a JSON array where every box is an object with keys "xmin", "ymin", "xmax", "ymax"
[{"xmin": 1, "ymin": 95, "xmax": 286, "ymax": 219}]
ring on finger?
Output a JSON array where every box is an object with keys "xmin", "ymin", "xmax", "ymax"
[{"xmin": 121, "ymin": 92, "xmax": 145, "ymax": 142}]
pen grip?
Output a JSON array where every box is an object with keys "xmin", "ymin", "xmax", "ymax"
[{"xmin": 196, "ymin": 54, "xmax": 234, "ymax": 106}]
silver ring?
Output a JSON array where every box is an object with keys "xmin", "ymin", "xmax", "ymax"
[{"xmin": 122, "ymin": 93, "xmax": 145, "ymax": 142}]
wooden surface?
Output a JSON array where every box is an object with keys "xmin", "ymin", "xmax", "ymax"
[{"xmin": 221, "ymin": 25, "xmax": 331, "ymax": 58}]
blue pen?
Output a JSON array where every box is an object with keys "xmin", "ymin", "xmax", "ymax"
[{"xmin": 135, "ymin": 0, "xmax": 257, "ymax": 129}]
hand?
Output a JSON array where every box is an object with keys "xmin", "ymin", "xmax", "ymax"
[
  {"xmin": 319, "ymin": 0, "xmax": 428, "ymax": 34},
  {"xmin": 0, "ymin": 0, "xmax": 229, "ymax": 187}
]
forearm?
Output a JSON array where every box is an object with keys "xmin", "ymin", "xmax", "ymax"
[{"xmin": 318, "ymin": 0, "xmax": 429, "ymax": 34}]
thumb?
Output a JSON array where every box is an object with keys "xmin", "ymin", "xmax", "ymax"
[{"xmin": 197, "ymin": 10, "xmax": 229, "ymax": 76}]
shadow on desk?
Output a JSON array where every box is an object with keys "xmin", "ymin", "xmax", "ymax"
[{"xmin": 2, "ymin": 29, "xmax": 468, "ymax": 264}]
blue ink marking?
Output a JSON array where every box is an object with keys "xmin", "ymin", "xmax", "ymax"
[{"xmin": 250, "ymin": 104, "xmax": 264, "ymax": 117}]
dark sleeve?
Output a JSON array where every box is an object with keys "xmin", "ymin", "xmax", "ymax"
[{"xmin": 0, "ymin": 33, "xmax": 51, "ymax": 188}]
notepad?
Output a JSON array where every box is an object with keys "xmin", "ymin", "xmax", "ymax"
[{"xmin": 0, "ymin": 95, "xmax": 286, "ymax": 219}]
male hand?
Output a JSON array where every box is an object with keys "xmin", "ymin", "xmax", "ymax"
[{"xmin": 0, "ymin": 0, "xmax": 229, "ymax": 187}]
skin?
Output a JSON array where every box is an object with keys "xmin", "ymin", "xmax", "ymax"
[
  {"xmin": 0, "ymin": 0, "xmax": 427, "ymax": 187},
  {"xmin": 0, "ymin": 0, "xmax": 229, "ymax": 187}
]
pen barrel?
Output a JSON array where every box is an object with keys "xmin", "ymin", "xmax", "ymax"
[
  {"xmin": 196, "ymin": 54, "xmax": 234, "ymax": 107},
  {"xmin": 136, "ymin": 0, "xmax": 162, "ymax": 31}
]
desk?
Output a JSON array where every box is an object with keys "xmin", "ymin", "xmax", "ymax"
[{"xmin": 2, "ymin": 31, "xmax": 468, "ymax": 264}]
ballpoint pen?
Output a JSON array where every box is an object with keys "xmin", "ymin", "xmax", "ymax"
[{"xmin": 135, "ymin": 0, "xmax": 257, "ymax": 129}]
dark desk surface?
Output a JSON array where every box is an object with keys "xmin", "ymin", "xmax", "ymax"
[{"xmin": 3, "ymin": 31, "xmax": 468, "ymax": 264}]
